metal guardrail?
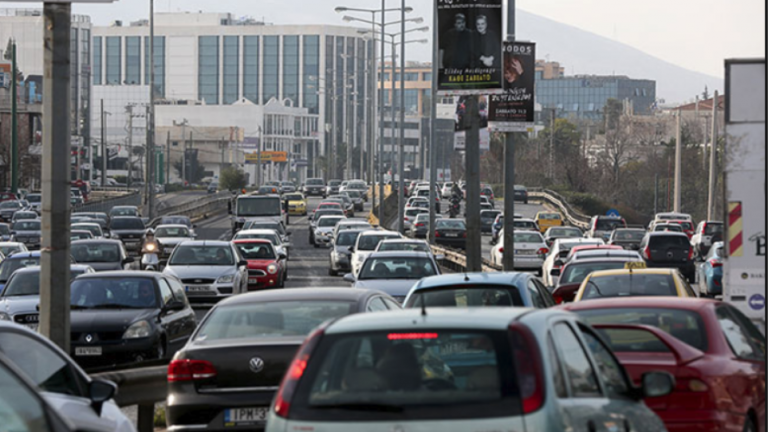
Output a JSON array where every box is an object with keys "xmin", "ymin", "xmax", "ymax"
[
  {"xmin": 430, "ymin": 244, "xmax": 501, "ymax": 273},
  {"xmin": 150, "ymin": 192, "xmax": 231, "ymax": 226},
  {"xmin": 91, "ymin": 364, "xmax": 168, "ymax": 432},
  {"xmin": 529, "ymin": 189, "xmax": 591, "ymax": 230},
  {"xmin": 72, "ymin": 192, "xmax": 142, "ymax": 213}
]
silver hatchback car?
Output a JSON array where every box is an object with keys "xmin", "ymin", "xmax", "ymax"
[{"xmin": 266, "ymin": 308, "xmax": 672, "ymax": 432}]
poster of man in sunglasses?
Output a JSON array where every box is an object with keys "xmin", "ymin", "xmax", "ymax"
[{"xmin": 437, "ymin": 0, "xmax": 503, "ymax": 95}]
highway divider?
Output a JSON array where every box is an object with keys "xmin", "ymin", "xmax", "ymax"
[{"xmin": 91, "ymin": 362, "xmax": 168, "ymax": 432}]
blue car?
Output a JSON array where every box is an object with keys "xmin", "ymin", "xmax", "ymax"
[
  {"xmin": 403, "ymin": 272, "xmax": 555, "ymax": 309},
  {"xmin": 697, "ymin": 241, "xmax": 724, "ymax": 297}
]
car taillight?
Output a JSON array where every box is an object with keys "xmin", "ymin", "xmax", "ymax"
[
  {"xmin": 498, "ymin": 247, "xmax": 504, "ymax": 253},
  {"xmin": 168, "ymin": 359, "xmax": 217, "ymax": 382},
  {"xmin": 688, "ymin": 247, "xmax": 694, "ymax": 260},
  {"xmin": 537, "ymin": 247, "xmax": 549, "ymax": 256},
  {"xmin": 509, "ymin": 322, "xmax": 544, "ymax": 414},
  {"xmin": 415, "ymin": 223, "xmax": 424, "ymax": 227},
  {"xmin": 435, "ymin": 231, "xmax": 440, "ymax": 238},
  {"xmin": 462, "ymin": 232, "xmax": 467, "ymax": 238},
  {"xmin": 273, "ymin": 327, "xmax": 325, "ymax": 418},
  {"xmin": 643, "ymin": 245, "xmax": 651, "ymax": 260},
  {"xmin": 709, "ymin": 259, "xmax": 722, "ymax": 268},
  {"xmin": 552, "ymin": 292, "xmax": 564, "ymax": 304}
]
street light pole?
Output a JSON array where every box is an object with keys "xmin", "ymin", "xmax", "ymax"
[
  {"xmin": 397, "ymin": 0, "xmax": 406, "ymax": 234},
  {"xmin": 428, "ymin": 0, "xmax": 438, "ymax": 244},
  {"xmin": 147, "ymin": 0, "xmax": 156, "ymax": 218},
  {"xmin": 502, "ymin": 0, "xmax": 517, "ymax": 271},
  {"xmin": 378, "ymin": 0, "xmax": 386, "ymax": 224}
]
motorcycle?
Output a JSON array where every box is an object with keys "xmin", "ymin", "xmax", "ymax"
[
  {"xmin": 449, "ymin": 198, "xmax": 461, "ymax": 219},
  {"xmin": 141, "ymin": 239, "xmax": 160, "ymax": 271}
]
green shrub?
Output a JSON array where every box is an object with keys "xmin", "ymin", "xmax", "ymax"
[{"xmin": 154, "ymin": 406, "xmax": 166, "ymax": 427}]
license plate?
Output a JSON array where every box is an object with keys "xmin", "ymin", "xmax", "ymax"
[
  {"xmin": 515, "ymin": 250, "xmax": 536, "ymax": 255},
  {"xmin": 224, "ymin": 407, "xmax": 268, "ymax": 426},
  {"xmin": 75, "ymin": 347, "xmax": 102, "ymax": 356},
  {"xmin": 24, "ymin": 324, "xmax": 38, "ymax": 332},
  {"xmin": 445, "ymin": 233, "xmax": 458, "ymax": 237},
  {"xmin": 186, "ymin": 285, "xmax": 210, "ymax": 292},
  {"xmin": 248, "ymin": 278, "xmax": 260, "ymax": 284}
]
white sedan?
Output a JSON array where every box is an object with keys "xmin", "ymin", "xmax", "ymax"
[{"xmin": 490, "ymin": 229, "xmax": 549, "ymax": 275}]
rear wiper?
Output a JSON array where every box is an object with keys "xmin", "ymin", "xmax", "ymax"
[{"xmin": 312, "ymin": 402, "xmax": 403, "ymax": 412}]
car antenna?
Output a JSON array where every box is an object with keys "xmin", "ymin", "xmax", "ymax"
[
  {"xmin": 420, "ymin": 293, "xmax": 427, "ymax": 316},
  {"xmin": 464, "ymin": 273, "xmax": 469, "ymax": 282}
]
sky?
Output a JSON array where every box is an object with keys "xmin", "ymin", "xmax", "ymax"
[{"xmin": 1, "ymin": 0, "xmax": 764, "ymax": 78}]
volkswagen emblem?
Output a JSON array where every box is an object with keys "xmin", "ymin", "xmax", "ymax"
[
  {"xmin": 85, "ymin": 334, "xmax": 93, "ymax": 343},
  {"xmin": 249, "ymin": 357, "xmax": 265, "ymax": 374},
  {"xmin": 667, "ymin": 252, "xmax": 674, "ymax": 258}
]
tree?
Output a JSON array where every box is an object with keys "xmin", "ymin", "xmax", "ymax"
[{"xmin": 219, "ymin": 166, "xmax": 247, "ymax": 191}]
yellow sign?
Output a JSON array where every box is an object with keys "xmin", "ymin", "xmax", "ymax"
[
  {"xmin": 245, "ymin": 151, "xmax": 288, "ymax": 164},
  {"xmin": 625, "ymin": 261, "xmax": 647, "ymax": 270}
]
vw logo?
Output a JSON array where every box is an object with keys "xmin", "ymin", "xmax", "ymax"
[
  {"xmin": 85, "ymin": 334, "xmax": 93, "ymax": 343},
  {"xmin": 249, "ymin": 357, "xmax": 265, "ymax": 374},
  {"xmin": 667, "ymin": 252, "xmax": 674, "ymax": 258}
]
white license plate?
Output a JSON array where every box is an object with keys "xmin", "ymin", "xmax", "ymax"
[
  {"xmin": 24, "ymin": 324, "xmax": 38, "ymax": 332},
  {"xmin": 445, "ymin": 233, "xmax": 459, "ymax": 237},
  {"xmin": 515, "ymin": 250, "xmax": 536, "ymax": 255},
  {"xmin": 224, "ymin": 407, "xmax": 268, "ymax": 426},
  {"xmin": 186, "ymin": 285, "xmax": 210, "ymax": 292},
  {"xmin": 75, "ymin": 347, "xmax": 102, "ymax": 356},
  {"xmin": 248, "ymin": 278, "xmax": 260, "ymax": 284}
]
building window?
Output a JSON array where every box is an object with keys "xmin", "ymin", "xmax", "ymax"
[
  {"xmin": 405, "ymin": 72, "xmax": 419, "ymax": 81},
  {"xmin": 422, "ymin": 72, "xmax": 432, "ymax": 81},
  {"xmin": 105, "ymin": 36, "xmax": 121, "ymax": 85},
  {"xmin": 404, "ymin": 89, "xmax": 419, "ymax": 115},
  {"xmin": 263, "ymin": 36, "xmax": 279, "ymax": 102},
  {"xmin": 302, "ymin": 35, "xmax": 320, "ymax": 114},
  {"xmin": 144, "ymin": 36, "xmax": 165, "ymax": 97},
  {"xmin": 198, "ymin": 36, "xmax": 219, "ymax": 104},
  {"xmin": 223, "ymin": 36, "xmax": 239, "ymax": 104},
  {"xmin": 243, "ymin": 36, "xmax": 259, "ymax": 104},
  {"xmin": 125, "ymin": 36, "xmax": 141, "ymax": 85},
  {"xmin": 283, "ymin": 36, "xmax": 299, "ymax": 105},
  {"xmin": 93, "ymin": 36, "xmax": 101, "ymax": 85}
]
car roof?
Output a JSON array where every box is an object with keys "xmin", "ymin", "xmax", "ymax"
[
  {"xmin": 156, "ymin": 224, "xmax": 189, "ymax": 230},
  {"xmin": 11, "ymin": 264, "xmax": 93, "ymax": 274},
  {"xmin": 317, "ymin": 215, "xmax": 345, "ymax": 221},
  {"xmin": 71, "ymin": 222, "xmax": 100, "ymax": 227},
  {"xmin": 75, "ymin": 270, "xmax": 161, "ymax": 280},
  {"xmin": 411, "ymin": 272, "xmax": 533, "ymax": 291},
  {"xmin": 560, "ymin": 297, "xmax": 716, "ymax": 312},
  {"xmin": 171, "ymin": 240, "xmax": 231, "ymax": 246},
  {"xmin": 367, "ymin": 251, "xmax": 434, "ymax": 258},
  {"xmin": 110, "ymin": 216, "xmax": 141, "ymax": 220},
  {"xmin": 564, "ymin": 257, "xmax": 644, "ymax": 266},
  {"xmin": 72, "ymin": 239, "xmax": 123, "ymax": 245},
  {"xmin": 359, "ymin": 229, "xmax": 398, "ymax": 236},
  {"xmin": 216, "ymin": 287, "xmax": 387, "ymax": 308},
  {"xmin": 326, "ymin": 308, "xmax": 533, "ymax": 334},
  {"xmin": 556, "ymin": 238, "xmax": 604, "ymax": 246},
  {"xmin": 646, "ymin": 231, "xmax": 689, "ymax": 238},
  {"xmin": 379, "ymin": 239, "xmax": 427, "ymax": 244},
  {"xmin": 233, "ymin": 238, "xmax": 272, "ymax": 244},
  {"xmin": 4, "ymin": 251, "xmax": 41, "ymax": 259},
  {"xmin": 238, "ymin": 229, "xmax": 279, "ymax": 235},
  {"xmin": 588, "ymin": 268, "xmax": 677, "ymax": 278}
]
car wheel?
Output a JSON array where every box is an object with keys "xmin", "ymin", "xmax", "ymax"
[
  {"xmin": 278, "ymin": 274, "xmax": 285, "ymax": 288},
  {"xmin": 742, "ymin": 416, "xmax": 756, "ymax": 432},
  {"xmin": 329, "ymin": 267, "xmax": 337, "ymax": 276},
  {"xmin": 156, "ymin": 339, "xmax": 166, "ymax": 360}
]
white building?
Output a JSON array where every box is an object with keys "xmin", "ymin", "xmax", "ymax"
[{"xmin": 91, "ymin": 12, "xmax": 375, "ymax": 183}]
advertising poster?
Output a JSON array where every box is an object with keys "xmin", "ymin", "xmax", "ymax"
[
  {"xmin": 437, "ymin": 0, "xmax": 504, "ymax": 95},
  {"xmin": 453, "ymin": 95, "xmax": 490, "ymax": 151},
  {"xmin": 488, "ymin": 41, "xmax": 536, "ymax": 130}
]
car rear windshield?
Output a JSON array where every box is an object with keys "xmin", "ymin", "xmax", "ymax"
[
  {"xmin": 336, "ymin": 231, "xmax": 362, "ymax": 246},
  {"xmin": 346, "ymin": 190, "xmax": 361, "ymax": 198},
  {"xmin": 561, "ymin": 262, "xmax": 632, "ymax": 285},
  {"xmin": 359, "ymin": 257, "xmax": 437, "ymax": 280},
  {"xmin": 72, "ymin": 224, "xmax": 100, "ymax": 236},
  {"xmin": 407, "ymin": 285, "xmax": 524, "ymax": 308},
  {"xmin": 0, "ymin": 257, "xmax": 40, "ymax": 283},
  {"xmin": 71, "ymin": 243, "xmax": 120, "ymax": 263},
  {"xmin": 0, "ymin": 225, "xmax": 9, "ymax": 234},
  {"xmin": 329, "ymin": 180, "xmax": 342, "ymax": 186},
  {"xmin": 649, "ymin": 235, "xmax": 690, "ymax": 249},
  {"xmin": 481, "ymin": 211, "xmax": 501, "ymax": 219},
  {"xmin": 577, "ymin": 307, "xmax": 708, "ymax": 352},
  {"xmin": 514, "ymin": 232, "xmax": 543, "ymax": 243},
  {"xmin": 110, "ymin": 218, "xmax": 144, "ymax": 230},
  {"xmin": 285, "ymin": 194, "xmax": 304, "ymax": 201},
  {"xmin": 71, "ymin": 277, "xmax": 157, "ymax": 309},
  {"xmin": 358, "ymin": 234, "xmax": 399, "ymax": 251},
  {"xmin": 613, "ymin": 230, "xmax": 645, "ymax": 240},
  {"xmin": 0, "ymin": 202, "xmax": 21, "ymax": 209},
  {"xmin": 237, "ymin": 197, "xmax": 281, "ymax": 217},
  {"xmin": 290, "ymin": 329, "xmax": 519, "ymax": 421},
  {"xmin": 538, "ymin": 213, "xmax": 561, "ymax": 220},
  {"xmin": 582, "ymin": 274, "xmax": 677, "ymax": 299},
  {"xmin": 436, "ymin": 220, "xmax": 466, "ymax": 230},
  {"xmin": 26, "ymin": 195, "xmax": 41, "ymax": 203},
  {"xmin": 197, "ymin": 301, "xmax": 354, "ymax": 341},
  {"xmin": 235, "ymin": 243, "xmax": 275, "ymax": 260},
  {"xmin": 550, "ymin": 228, "xmax": 581, "ymax": 237},
  {"xmin": 704, "ymin": 223, "xmax": 723, "ymax": 235},
  {"xmin": 307, "ymin": 179, "xmax": 324, "ymax": 186},
  {"xmin": 170, "ymin": 245, "xmax": 234, "ymax": 266},
  {"xmin": 596, "ymin": 219, "xmax": 626, "ymax": 231},
  {"xmin": 654, "ymin": 224, "xmax": 683, "ymax": 232},
  {"xmin": 513, "ymin": 221, "xmax": 536, "ymax": 229}
]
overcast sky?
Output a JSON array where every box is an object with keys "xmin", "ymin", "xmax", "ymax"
[{"xmin": 2, "ymin": 0, "xmax": 764, "ymax": 77}]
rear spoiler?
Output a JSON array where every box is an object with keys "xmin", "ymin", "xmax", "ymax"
[{"xmin": 592, "ymin": 323, "xmax": 705, "ymax": 366}]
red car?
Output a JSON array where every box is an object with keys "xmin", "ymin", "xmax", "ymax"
[
  {"xmin": 668, "ymin": 219, "xmax": 695, "ymax": 239},
  {"xmin": 560, "ymin": 298, "xmax": 766, "ymax": 432},
  {"xmin": 233, "ymin": 239, "xmax": 287, "ymax": 289}
]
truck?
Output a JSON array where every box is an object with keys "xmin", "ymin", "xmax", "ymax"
[
  {"xmin": 229, "ymin": 193, "xmax": 284, "ymax": 236},
  {"xmin": 722, "ymin": 58, "xmax": 766, "ymax": 333}
]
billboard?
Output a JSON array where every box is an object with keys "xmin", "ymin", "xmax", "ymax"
[
  {"xmin": 453, "ymin": 95, "xmax": 490, "ymax": 151},
  {"xmin": 488, "ymin": 41, "xmax": 536, "ymax": 130},
  {"xmin": 437, "ymin": 0, "xmax": 504, "ymax": 95},
  {"xmin": 245, "ymin": 151, "xmax": 288, "ymax": 164}
]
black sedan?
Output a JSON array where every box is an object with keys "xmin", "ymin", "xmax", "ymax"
[
  {"xmin": 166, "ymin": 288, "xmax": 401, "ymax": 431},
  {"xmin": 69, "ymin": 271, "xmax": 197, "ymax": 370},
  {"xmin": 434, "ymin": 218, "xmax": 467, "ymax": 249}
]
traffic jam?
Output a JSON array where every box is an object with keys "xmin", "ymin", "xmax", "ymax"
[{"xmin": 0, "ymin": 175, "xmax": 764, "ymax": 432}]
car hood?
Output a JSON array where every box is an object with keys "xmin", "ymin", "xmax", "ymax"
[
  {"xmin": 13, "ymin": 230, "xmax": 40, "ymax": 235},
  {"xmin": 0, "ymin": 295, "xmax": 40, "ymax": 315},
  {"xmin": 316, "ymin": 227, "xmax": 335, "ymax": 234},
  {"xmin": 71, "ymin": 308, "xmax": 156, "ymax": 334},
  {"xmin": 83, "ymin": 261, "xmax": 124, "ymax": 272},
  {"xmin": 246, "ymin": 259, "xmax": 277, "ymax": 270},
  {"xmin": 164, "ymin": 265, "xmax": 234, "ymax": 279},
  {"xmin": 353, "ymin": 279, "xmax": 419, "ymax": 297}
]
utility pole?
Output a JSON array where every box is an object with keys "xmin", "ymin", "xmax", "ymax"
[
  {"xmin": 707, "ymin": 90, "xmax": 718, "ymax": 220},
  {"xmin": 397, "ymin": 0, "xmax": 406, "ymax": 234},
  {"xmin": 549, "ymin": 108, "xmax": 555, "ymax": 180},
  {"xmin": 502, "ymin": 0, "xmax": 517, "ymax": 271},
  {"xmin": 674, "ymin": 109, "xmax": 682, "ymax": 213},
  {"xmin": 257, "ymin": 126, "xmax": 262, "ymax": 187},
  {"xmin": 654, "ymin": 173, "xmax": 659, "ymax": 216},
  {"xmin": 165, "ymin": 130, "xmax": 170, "ymax": 186},
  {"xmin": 126, "ymin": 105, "xmax": 133, "ymax": 187},
  {"xmin": 427, "ymin": 0, "xmax": 437, "ymax": 243},
  {"xmin": 146, "ymin": 0, "xmax": 156, "ymax": 219},
  {"xmin": 378, "ymin": 0, "xmax": 385, "ymax": 224},
  {"xmin": 389, "ymin": 37, "xmax": 396, "ymax": 188},
  {"xmin": 100, "ymin": 99, "xmax": 106, "ymax": 186},
  {"xmin": 8, "ymin": 38, "xmax": 18, "ymax": 194},
  {"xmin": 39, "ymin": 1, "xmax": 72, "ymax": 352},
  {"xmin": 466, "ymin": 95, "xmax": 481, "ymax": 272}
]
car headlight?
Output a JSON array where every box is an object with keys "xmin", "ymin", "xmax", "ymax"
[
  {"xmin": 0, "ymin": 312, "xmax": 10, "ymax": 321},
  {"xmin": 267, "ymin": 264, "xmax": 278, "ymax": 274},
  {"xmin": 217, "ymin": 274, "xmax": 235, "ymax": 284},
  {"xmin": 315, "ymin": 230, "xmax": 323, "ymax": 237},
  {"xmin": 111, "ymin": 234, "xmax": 120, "ymax": 239},
  {"xmin": 123, "ymin": 320, "xmax": 151, "ymax": 339}
]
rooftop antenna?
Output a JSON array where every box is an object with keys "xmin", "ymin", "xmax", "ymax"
[
  {"xmin": 420, "ymin": 293, "xmax": 427, "ymax": 316},
  {"xmin": 464, "ymin": 273, "xmax": 469, "ymax": 282}
]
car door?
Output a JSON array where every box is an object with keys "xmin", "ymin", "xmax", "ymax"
[
  {"xmin": 231, "ymin": 244, "xmax": 248, "ymax": 293},
  {"xmin": 166, "ymin": 277, "xmax": 197, "ymax": 343},
  {"xmin": 156, "ymin": 278, "xmax": 184, "ymax": 353},
  {"xmin": 0, "ymin": 329, "xmax": 133, "ymax": 432}
]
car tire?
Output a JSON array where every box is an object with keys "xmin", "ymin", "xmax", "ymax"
[
  {"xmin": 742, "ymin": 416, "xmax": 756, "ymax": 432},
  {"xmin": 329, "ymin": 267, "xmax": 337, "ymax": 276},
  {"xmin": 278, "ymin": 275, "xmax": 285, "ymax": 288}
]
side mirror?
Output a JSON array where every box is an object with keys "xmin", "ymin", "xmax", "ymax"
[
  {"xmin": 88, "ymin": 379, "xmax": 117, "ymax": 416},
  {"xmin": 122, "ymin": 257, "xmax": 135, "ymax": 265},
  {"xmin": 104, "ymin": 233, "xmax": 111, "ymax": 239},
  {"xmin": 164, "ymin": 300, "xmax": 185, "ymax": 312},
  {"xmin": 641, "ymin": 371, "xmax": 675, "ymax": 398},
  {"xmin": 348, "ymin": 246, "xmax": 354, "ymax": 253},
  {"xmin": 278, "ymin": 252, "xmax": 287, "ymax": 260},
  {"xmin": 238, "ymin": 260, "xmax": 248, "ymax": 267},
  {"xmin": 554, "ymin": 260, "xmax": 563, "ymax": 267},
  {"xmin": 343, "ymin": 273, "xmax": 356, "ymax": 283},
  {"xmin": 286, "ymin": 231, "xmax": 292, "ymax": 236},
  {"xmin": 550, "ymin": 268, "xmax": 561, "ymax": 277}
]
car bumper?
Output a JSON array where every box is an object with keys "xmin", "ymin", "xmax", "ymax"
[
  {"xmin": 183, "ymin": 283, "xmax": 237, "ymax": 301},
  {"xmin": 314, "ymin": 235, "xmax": 333, "ymax": 246},
  {"xmin": 247, "ymin": 274, "xmax": 281, "ymax": 290},
  {"xmin": 332, "ymin": 256, "xmax": 351, "ymax": 272},
  {"xmin": 435, "ymin": 238, "xmax": 466, "ymax": 248},
  {"xmin": 167, "ymin": 387, "xmax": 276, "ymax": 431},
  {"xmin": 70, "ymin": 335, "xmax": 160, "ymax": 369},
  {"xmin": 513, "ymin": 256, "xmax": 545, "ymax": 269},
  {"xmin": 288, "ymin": 208, "xmax": 306, "ymax": 215}
]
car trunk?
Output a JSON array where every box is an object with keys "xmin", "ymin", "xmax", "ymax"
[
  {"xmin": 183, "ymin": 337, "xmax": 304, "ymax": 393},
  {"xmin": 649, "ymin": 236, "xmax": 690, "ymax": 263}
]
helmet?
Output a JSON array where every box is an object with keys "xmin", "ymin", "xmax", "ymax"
[{"xmin": 144, "ymin": 228, "xmax": 155, "ymax": 238}]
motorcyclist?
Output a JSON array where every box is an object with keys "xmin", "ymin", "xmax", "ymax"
[{"xmin": 142, "ymin": 228, "xmax": 160, "ymax": 255}]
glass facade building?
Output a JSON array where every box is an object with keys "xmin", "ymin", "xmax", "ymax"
[
  {"xmin": 125, "ymin": 36, "xmax": 141, "ymax": 85},
  {"xmin": 282, "ymin": 36, "xmax": 299, "ymax": 105},
  {"xmin": 223, "ymin": 36, "xmax": 239, "ymax": 104},
  {"xmin": 144, "ymin": 36, "xmax": 165, "ymax": 97},
  {"xmin": 105, "ymin": 36, "xmax": 121, "ymax": 84},
  {"xmin": 263, "ymin": 36, "xmax": 280, "ymax": 102},
  {"xmin": 243, "ymin": 36, "xmax": 259, "ymax": 104},
  {"xmin": 198, "ymin": 36, "xmax": 219, "ymax": 104}
]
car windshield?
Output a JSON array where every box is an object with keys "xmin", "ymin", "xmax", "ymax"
[
  {"xmin": 285, "ymin": 194, "xmax": 304, "ymax": 201},
  {"xmin": 414, "ymin": 214, "xmax": 429, "ymax": 222},
  {"xmin": 110, "ymin": 218, "xmax": 144, "ymax": 230},
  {"xmin": 481, "ymin": 211, "xmax": 501, "ymax": 220},
  {"xmin": 378, "ymin": 242, "xmax": 430, "ymax": 252},
  {"xmin": 71, "ymin": 232, "xmax": 92, "ymax": 240},
  {"xmin": 111, "ymin": 208, "xmax": 138, "ymax": 217},
  {"xmin": 70, "ymin": 278, "xmax": 157, "ymax": 309},
  {"xmin": 408, "ymin": 285, "xmax": 525, "ymax": 307},
  {"xmin": 358, "ymin": 234, "xmax": 399, "ymax": 251},
  {"xmin": 359, "ymin": 257, "xmax": 436, "ymax": 280},
  {"xmin": 72, "ymin": 224, "xmax": 100, "ymax": 236},
  {"xmin": 329, "ymin": 180, "xmax": 341, "ymax": 186},
  {"xmin": 235, "ymin": 243, "xmax": 276, "ymax": 260},
  {"xmin": 26, "ymin": 195, "xmax": 41, "ymax": 203},
  {"xmin": 3, "ymin": 269, "xmax": 84, "ymax": 297},
  {"xmin": 436, "ymin": 220, "xmax": 465, "ymax": 230},
  {"xmin": 582, "ymin": 274, "xmax": 677, "ymax": 299},
  {"xmin": 318, "ymin": 217, "xmax": 343, "ymax": 228},
  {"xmin": 550, "ymin": 228, "xmax": 581, "ymax": 237},
  {"xmin": 161, "ymin": 217, "xmax": 191, "ymax": 226},
  {"xmin": 295, "ymin": 330, "xmax": 511, "ymax": 417},
  {"xmin": 0, "ymin": 202, "xmax": 20, "ymax": 209},
  {"xmin": 613, "ymin": 230, "xmax": 645, "ymax": 240},
  {"xmin": 346, "ymin": 190, "xmax": 361, "ymax": 198},
  {"xmin": 236, "ymin": 233, "xmax": 279, "ymax": 244},
  {"xmin": 11, "ymin": 221, "xmax": 40, "ymax": 231},
  {"xmin": 561, "ymin": 262, "xmax": 633, "ymax": 285},
  {"xmin": 170, "ymin": 245, "xmax": 234, "ymax": 266},
  {"xmin": 649, "ymin": 235, "xmax": 690, "ymax": 249},
  {"xmin": 307, "ymin": 179, "xmax": 324, "ymax": 186},
  {"xmin": 704, "ymin": 223, "xmax": 723, "ymax": 235},
  {"xmin": 0, "ymin": 245, "xmax": 22, "ymax": 256},
  {"xmin": 71, "ymin": 243, "xmax": 120, "ymax": 263},
  {"xmin": 196, "ymin": 300, "xmax": 354, "ymax": 341},
  {"xmin": 155, "ymin": 227, "xmax": 190, "ymax": 237},
  {"xmin": 514, "ymin": 232, "xmax": 543, "ymax": 243},
  {"xmin": 577, "ymin": 307, "xmax": 708, "ymax": 352},
  {"xmin": 237, "ymin": 197, "xmax": 281, "ymax": 217},
  {"xmin": 0, "ymin": 257, "xmax": 40, "ymax": 283},
  {"xmin": 596, "ymin": 219, "xmax": 625, "ymax": 231},
  {"xmin": 336, "ymin": 231, "xmax": 362, "ymax": 246},
  {"xmin": 405, "ymin": 209, "xmax": 425, "ymax": 217},
  {"xmin": 258, "ymin": 187, "xmax": 278, "ymax": 194}
]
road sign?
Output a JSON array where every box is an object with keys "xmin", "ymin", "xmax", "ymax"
[
  {"xmin": 606, "ymin": 209, "xmax": 621, "ymax": 217},
  {"xmin": 749, "ymin": 294, "xmax": 765, "ymax": 311}
]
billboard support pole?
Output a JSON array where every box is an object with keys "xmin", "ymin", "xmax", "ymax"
[
  {"xmin": 466, "ymin": 95, "xmax": 481, "ymax": 272},
  {"xmin": 502, "ymin": 0, "xmax": 516, "ymax": 271},
  {"xmin": 428, "ymin": 0, "xmax": 438, "ymax": 243},
  {"xmin": 707, "ymin": 90, "xmax": 718, "ymax": 221}
]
